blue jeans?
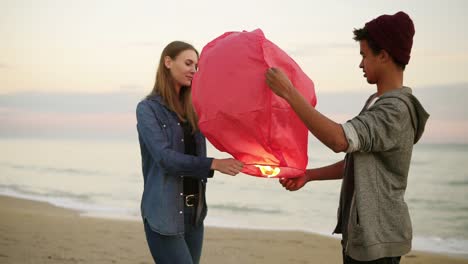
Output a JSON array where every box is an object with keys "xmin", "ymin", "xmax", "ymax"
[{"xmin": 144, "ymin": 206, "xmax": 204, "ymax": 264}]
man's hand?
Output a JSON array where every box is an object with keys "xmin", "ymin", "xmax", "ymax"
[
  {"xmin": 265, "ymin": 67, "xmax": 294, "ymax": 100},
  {"xmin": 279, "ymin": 174, "xmax": 309, "ymax": 191}
]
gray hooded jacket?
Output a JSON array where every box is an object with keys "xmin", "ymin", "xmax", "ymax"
[{"xmin": 337, "ymin": 87, "xmax": 429, "ymax": 261}]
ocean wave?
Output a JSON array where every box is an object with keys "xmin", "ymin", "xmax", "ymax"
[
  {"xmin": 210, "ymin": 203, "xmax": 283, "ymax": 214},
  {"xmin": 0, "ymin": 161, "xmax": 104, "ymax": 176},
  {"xmin": 0, "ymin": 187, "xmax": 137, "ymax": 219},
  {"xmin": 0, "ymin": 184, "xmax": 109, "ymax": 203},
  {"xmin": 413, "ymin": 236, "xmax": 468, "ymax": 256},
  {"xmin": 408, "ymin": 197, "xmax": 467, "ymax": 211},
  {"xmin": 446, "ymin": 179, "xmax": 468, "ymax": 186}
]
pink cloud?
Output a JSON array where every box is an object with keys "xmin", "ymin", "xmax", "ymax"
[
  {"xmin": 422, "ymin": 119, "xmax": 468, "ymax": 143},
  {"xmin": 0, "ymin": 107, "xmax": 135, "ymax": 137}
]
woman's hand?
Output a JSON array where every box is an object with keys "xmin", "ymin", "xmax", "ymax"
[
  {"xmin": 279, "ymin": 174, "xmax": 309, "ymax": 191},
  {"xmin": 211, "ymin": 158, "xmax": 244, "ymax": 176}
]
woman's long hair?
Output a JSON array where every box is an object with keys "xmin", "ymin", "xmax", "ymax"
[{"xmin": 147, "ymin": 41, "xmax": 199, "ymax": 132}]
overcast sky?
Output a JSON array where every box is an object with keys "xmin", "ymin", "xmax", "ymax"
[
  {"xmin": 0, "ymin": 0, "xmax": 467, "ymax": 143},
  {"xmin": 1, "ymin": 0, "xmax": 467, "ymax": 94}
]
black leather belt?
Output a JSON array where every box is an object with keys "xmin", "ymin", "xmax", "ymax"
[{"xmin": 184, "ymin": 194, "xmax": 198, "ymax": 207}]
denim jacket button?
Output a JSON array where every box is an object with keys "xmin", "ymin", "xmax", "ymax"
[
  {"xmin": 181, "ymin": 138, "xmax": 184, "ymax": 142},
  {"xmin": 180, "ymin": 193, "xmax": 183, "ymax": 196},
  {"xmin": 179, "ymin": 211, "xmax": 183, "ymax": 214},
  {"xmin": 177, "ymin": 123, "xmax": 180, "ymax": 126},
  {"xmin": 162, "ymin": 124, "xmax": 166, "ymax": 128}
]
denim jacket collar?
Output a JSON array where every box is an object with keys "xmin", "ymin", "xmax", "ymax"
[{"xmin": 148, "ymin": 95, "xmax": 168, "ymax": 107}]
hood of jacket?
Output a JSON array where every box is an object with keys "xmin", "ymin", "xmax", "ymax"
[{"xmin": 378, "ymin": 86, "xmax": 430, "ymax": 144}]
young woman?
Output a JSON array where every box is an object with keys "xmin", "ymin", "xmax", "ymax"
[{"xmin": 136, "ymin": 41, "xmax": 243, "ymax": 264}]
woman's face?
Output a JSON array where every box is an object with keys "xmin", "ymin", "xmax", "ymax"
[{"xmin": 165, "ymin": 49, "xmax": 198, "ymax": 89}]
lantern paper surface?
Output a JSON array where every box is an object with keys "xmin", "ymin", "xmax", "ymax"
[{"xmin": 192, "ymin": 29, "xmax": 317, "ymax": 178}]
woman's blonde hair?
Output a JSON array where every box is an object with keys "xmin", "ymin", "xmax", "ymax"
[{"xmin": 147, "ymin": 41, "xmax": 199, "ymax": 132}]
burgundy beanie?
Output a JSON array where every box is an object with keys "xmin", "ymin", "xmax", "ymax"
[{"xmin": 365, "ymin": 11, "xmax": 415, "ymax": 65}]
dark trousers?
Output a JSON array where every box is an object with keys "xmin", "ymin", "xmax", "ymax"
[
  {"xmin": 343, "ymin": 250, "xmax": 401, "ymax": 264},
  {"xmin": 144, "ymin": 206, "xmax": 204, "ymax": 264}
]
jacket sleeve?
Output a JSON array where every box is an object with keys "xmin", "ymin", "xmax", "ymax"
[
  {"xmin": 136, "ymin": 101, "xmax": 214, "ymax": 178},
  {"xmin": 346, "ymin": 98, "xmax": 410, "ymax": 153}
]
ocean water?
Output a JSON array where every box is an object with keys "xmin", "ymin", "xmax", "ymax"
[{"xmin": 0, "ymin": 138, "xmax": 467, "ymax": 257}]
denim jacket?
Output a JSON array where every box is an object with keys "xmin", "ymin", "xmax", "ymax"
[{"xmin": 136, "ymin": 95, "xmax": 214, "ymax": 235}]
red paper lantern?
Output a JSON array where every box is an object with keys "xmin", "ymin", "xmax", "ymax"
[{"xmin": 192, "ymin": 29, "xmax": 316, "ymax": 178}]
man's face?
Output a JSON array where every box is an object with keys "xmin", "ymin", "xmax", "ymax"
[{"xmin": 359, "ymin": 40, "xmax": 381, "ymax": 85}]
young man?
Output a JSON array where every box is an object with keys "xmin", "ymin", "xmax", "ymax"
[{"xmin": 265, "ymin": 11, "xmax": 429, "ymax": 263}]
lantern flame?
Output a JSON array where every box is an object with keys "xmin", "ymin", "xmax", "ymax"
[{"xmin": 255, "ymin": 165, "xmax": 280, "ymax": 177}]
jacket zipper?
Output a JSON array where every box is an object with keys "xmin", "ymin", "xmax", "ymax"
[{"xmin": 344, "ymin": 192, "xmax": 356, "ymax": 254}]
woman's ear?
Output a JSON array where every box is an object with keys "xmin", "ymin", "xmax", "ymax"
[{"xmin": 164, "ymin": 56, "xmax": 172, "ymax": 69}]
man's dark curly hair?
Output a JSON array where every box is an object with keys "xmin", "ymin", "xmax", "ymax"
[{"xmin": 353, "ymin": 27, "xmax": 406, "ymax": 70}]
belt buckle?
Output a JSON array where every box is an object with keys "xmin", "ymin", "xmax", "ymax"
[{"xmin": 185, "ymin": 194, "xmax": 196, "ymax": 207}]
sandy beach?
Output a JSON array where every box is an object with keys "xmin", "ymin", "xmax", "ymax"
[{"xmin": 1, "ymin": 195, "xmax": 467, "ymax": 264}]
